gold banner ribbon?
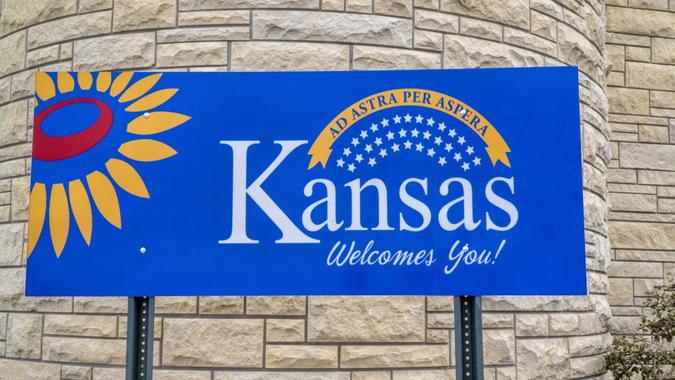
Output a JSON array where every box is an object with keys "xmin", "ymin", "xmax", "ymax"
[{"xmin": 308, "ymin": 88, "xmax": 511, "ymax": 169}]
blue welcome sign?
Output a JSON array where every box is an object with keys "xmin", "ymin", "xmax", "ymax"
[{"xmin": 26, "ymin": 67, "xmax": 585, "ymax": 296}]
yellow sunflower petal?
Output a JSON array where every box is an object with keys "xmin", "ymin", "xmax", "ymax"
[
  {"xmin": 48, "ymin": 183, "xmax": 70, "ymax": 257},
  {"xmin": 57, "ymin": 72, "xmax": 75, "ymax": 93},
  {"xmin": 125, "ymin": 89, "xmax": 179, "ymax": 112},
  {"xmin": 118, "ymin": 74, "xmax": 162, "ymax": 103},
  {"xmin": 27, "ymin": 183, "xmax": 47, "ymax": 257},
  {"xmin": 68, "ymin": 179, "xmax": 92, "ymax": 246},
  {"xmin": 110, "ymin": 72, "xmax": 134, "ymax": 97},
  {"xmin": 35, "ymin": 72, "xmax": 55, "ymax": 101},
  {"xmin": 78, "ymin": 72, "xmax": 93, "ymax": 90},
  {"xmin": 106, "ymin": 158, "xmax": 150, "ymax": 198},
  {"xmin": 127, "ymin": 112, "xmax": 191, "ymax": 135},
  {"xmin": 118, "ymin": 139, "xmax": 177, "ymax": 162},
  {"xmin": 96, "ymin": 72, "xmax": 112, "ymax": 92},
  {"xmin": 86, "ymin": 171, "xmax": 121, "ymax": 229}
]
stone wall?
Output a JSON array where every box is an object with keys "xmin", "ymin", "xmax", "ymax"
[
  {"xmin": 0, "ymin": 0, "xmax": 612, "ymax": 379},
  {"xmin": 605, "ymin": 0, "xmax": 675, "ymax": 339}
]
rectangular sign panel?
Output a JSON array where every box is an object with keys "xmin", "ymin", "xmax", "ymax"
[{"xmin": 27, "ymin": 67, "xmax": 585, "ymax": 296}]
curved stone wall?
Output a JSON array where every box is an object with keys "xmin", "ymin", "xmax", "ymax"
[{"xmin": 0, "ymin": 0, "xmax": 611, "ymax": 378}]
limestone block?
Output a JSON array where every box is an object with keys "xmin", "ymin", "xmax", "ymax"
[
  {"xmin": 27, "ymin": 11, "xmax": 111, "ymax": 49},
  {"xmin": 569, "ymin": 333, "xmax": 611, "ymax": 357},
  {"xmin": 215, "ymin": 372, "xmax": 349, "ymax": 380},
  {"xmin": 531, "ymin": 11, "xmax": 557, "ymax": 41},
  {"xmin": 426, "ymin": 329, "xmax": 449, "ymax": 343},
  {"xmin": 606, "ymin": 44, "xmax": 625, "ymax": 72},
  {"xmin": 608, "ymin": 168, "xmax": 636, "ymax": 183},
  {"xmin": 0, "ymin": 31, "xmax": 26, "ymax": 77},
  {"xmin": 266, "ymin": 318, "xmax": 305, "ymax": 342},
  {"xmin": 0, "ymin": 77, "xmax": 10, "ymax": 103},
  {"xmin": 179, "ymin": 0, "xmax": 320, "ymax": 10},
  {"xmin": 0, "ymin": 313, "xmax": 6, "ymax": 340},
  {"xmin": 346, "ymin": 0, "xmax": 373, "ymax": 12},
  {"xmin": 609, "ymin": 192, "xmax": 657, "ymax": 212},
  {"xmin": 626, "ymin": 62, "xmax": 675, "ymax": 91},
  {"xmin": 557, "ymin": 23, "xmax": 603, "ymax": 81},
  {"xmin": 252, "ymin": 11, "xmax": 412, "ymax": 47},
  {"xmin": 79, "ymin": 0, "xmax": 112, "ymax": 12},
  {"xmin": 43, "ymin": 314, "xmax": 117, "ymax": 338},
  {"xmin": 113, "ymin": 0, "xmax": 176, "ymax": 31},
  {"xmin": 503, "ymin": 27, "xmax": 558, "ymax": 56},
  {"xmin": 651, "ymin": 90, "xmax": 675, "ymax": 109},
  {"xmin": 414, "ymin": 30, "xmax": 443, "ymax": 51},
  {"xmin": 608, "ymin": 278, "xmax": 633, "ymax": 305},
  {"xmin": 638, "ymin": 125, "xmax": 669, "ymax": 143},
  {"xmin": 608, "ymin": 259, "xmax": 663, "ymax": 277},
  {"xmin": 570, "ymin": 355, "xmax": 605, "ymax": 377},
  {"xmin": 231, "ymin": 42, "xmax": 350, "ymax": 71},
  {"xmin": 607, "ymin": 87, "xmax": 649, "ymax": 115},
  {"xmin": 460, "ymin": 17, "xmax": 502, "ymax": 41},
  {"xmin": 633, "ymin": 278, "xmax": 662, "ymax": 297},
  {"xmin": 483, "ymin": 313, "xmax": 513, "ymax": 328},
  {"xmin": 414, "ymin": 9, "xmax": 459, "ymax": 33},
  {"xmin": 608, "ymin": 316, "xmax": 641, "ymax": 335},
  {"xmin": 6, "ymin": 313, "xmax": 43, "ymax": 359},
  {"xmin": 247, "ymin": 296, "xmax": 306, "ymax": 315},
  {"xmin": 61, "ymin": 365, "xmax": 92, "ymax": 380},
  {"xmin": 199, "ymin": 296, "xmax": 244, "ymax": 314},
  {"xmin": 42, "ymin": 337, "xmax": 126, "ymax": 364},
  {"xmin": 483, "ymin": 329, "xmax": 516, "ymax": 365},
  {"xmin": 607, "ymin": 6, "xmax": 675, "ymax": 37},
  {"xmin": 638, "ymin": 170, "xmax": 675, "ymax": 185},
  {"xmin": 10, "ymin": 176, "xmax": 28, "ymax": 221},
  {"xmin": 659, "ymin": 198, "xmax": 675, "ymax": 213},
  {"xmin": 155, "ymin": 296, "xmax": 197, "ymax": 314},
  {"xmin": 157, "ymin": 27, "xmax": 249, "ymax": 43},
  {"xmin": 515, "ymin": 314, "xmax": 548, "ymax": 336},
  {"xmin": 0, "ymin": 0, "xmax": 76, "ymax": 36},
  {"xmin": 266, "ymin": 345, "xmax": 338, "ymax": 368},
  {"xmin": 157, "ymin": 42, "xmax": 228, "ymax": 67},
  {"xmin": 0, "ymin": 359, "xmax": 60, "ymax": 380},
  {"xmin": 516, "ymin": 338, "xmax": 570, "ymax": 378},
  {"xmin": 73, "ymin": 297, "xmax": 127, "ymax": 313},
  {"xmin": 549, "ymin": 314, "xmax": 580, "ymax": 336},
  {"xmin": 179, "ymin": 10, "xmax": 250, "ymax": 26},
  {"xmin": 26, "ymin": 45, "xmax": 60, "ymax": 68},
  {"xmin": 652, "ymin": 37, "xmax": 675, "ymax": 64},
  {"xmin": 73, "ymin": 33, "xmax": 155, "ymax": 71},
  {"xmin": 444, "ymin": 35, "xmax": 543, "ymax": 68},
  {"xmin": 426, "ymin": 296, "xmax": 453, "ymax": 311},
  {"xmin": 374, "ymin": 0, "xmax": 413, "ymax": 17},
  {"xmin": 440, "ymin": 0, "xmax": 529, "ymax": 29},
  {"xmin": 163, "ymin": 318, "xmax": 263, "ymax": 367},
  {"xmin": 392, "ymin": 369, "xmax": 455, "ymax": 379},
  {"xmin": 620, "ymin": 142, "xmax": 675, "ymax": 171},
  {"xmin": 427, "ymin": 313, "xmax": 453, "ymax": 328},
  {"xmin": 308, "ymin": 297, "xmax": 424, "ymax": 342},
  {"xmin": 351, "ymin": 372, "xmax": 390, "ymax": 380},
  {"xmin": 625, "ymin": 46, "xmax": 650, "ymax": 62},
  {"xmin": 414, "ymin": 0, "xmax": 439, "ymax": 9},
  {"xmin": 352, "ymin": 46, "xmax": 441, "ymax": 69},
  {"xmin": 0, "ymin": 223, "xmax": 22, "ymax": 266},
  {"xmin": 340, "ymin": 345, "xmax": 449, "ymax": 368},
  {"xmin": 154, "ymin": 370, "xmax": 215, "ymax": 380}
]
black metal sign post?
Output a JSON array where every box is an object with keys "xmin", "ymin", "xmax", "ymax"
[
  {"xmin": 454, "ymin": 296, "xmax": 484, "ymax": 380},
  {"xmin": 125, "ymin": 297, "xmax": 155, "ymax": 380}
]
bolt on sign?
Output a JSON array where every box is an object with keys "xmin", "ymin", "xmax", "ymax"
[{"xmin": 26, "ymin": 67, "xmax": 585, "ymax": 296}]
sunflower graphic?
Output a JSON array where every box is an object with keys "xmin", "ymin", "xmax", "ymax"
[{"xmin": 28, "ymin": 72, "xmax": 190, "ymax": 258}]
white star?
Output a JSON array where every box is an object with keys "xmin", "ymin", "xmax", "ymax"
[
  {"xmin": 386, "ymin": 131, "xmax": 394, "ymax": 140},
  {"xmin": 453, "ymin": 152, "xmax": 462, "ymax": 161},
  {"xmin": 336, "ymin": 158, "xmax": 345, "ymax": 167},
  {"xmin": 449, "ymin": 129, "xmax": 457, "ymax": 138},
  {"xmin": 438, "ymin": 157, "xmax": 447, "ymax": 166},
  {"xmin": 415, "ymin": 114, "xmax": 423, "ymax": 123},
  {"xmin": 368, "ymin": 157, "xmax": 377, "ymax": 167},
  {"xmin": 374, "ymin": 137, "xmax": 383, "ymax": 146},
  {"xmin": 434, "ymin": 136, "xmax": 442, "ymax": 145},
  {"xmin": 416, "ymin": 143, "xmax": 424, "ymax": 152},
  {"xmin": 379, "ymin": 148, "xmax": 387, "ymax": 158},
  {"xmin": 392, "ymin": 143, "xmax": 400, "ymax": 152},
  {"xmin": 370, "ymin": 123, "xmax": 379, "ymax": 132},
  {"xmin": 473, "ymin": 156, "xmax": 481, "ymax": 166},
  {"xmin": 393, "ymin": 115, "xmax": 402, "ymax": 124},
  {"xmin": 348, "ymin": 163, "xmax": 356, "ymax": 172},
  {"xmin": 381, "ymin": 118, "xmax": 389, "ymax": 127},
  {"xmin": 404, "ymin": 113, "xmax": 412, "ymax": 123},
  {"xmin": 444, "ymin": 143, "xmax": 453, "ymax": 152},
  {"xmin": 458, "ymin": 136, "xmax": 466, "ymax": 145},
  {"xmin": 351, "ymin": 137, "xmax": 359, "ymax": 146},
  {"xmin": 404, "ymin": 140, "xmax": 412, "ymax": 149},
  {"xmin": 462, "ymin": 162, "xmax": 470, "ymax": 171},
  {"xmin": 422, "ymin": 131, "xmax": 431, "ymax": 140},
  {"xmin": 364, "ymin": 144, "xmax": 373, "ymax": 153},
  {"xmin": 427, "ymin": 147, "xmax": 435, "ymax": 157},
  {"xmin": 438, "ymin": 122, "xmax": 446, "ymax": 131},
  {"xmin": 343, "ymin": 147, "xmax": 351, "ymax": 156},
  {"xmin": 360, "ymin": 130, "xmax": 368, "ymax": 139},
  {"xmin": 411, "ymin": 128, "xmax": 420, "ymax": 138},
  {"xmin": 355, "ymin": 154, "xmax": 363, "ymax": 163},
  {"xmin": 426, "ymin": 117, "xmax": 435, "ymax": 127},
  {"xmin": 398, "ymin": 129, "xmax": 407, "ymax": 138},
  {"xmin": 466, "ymin": 146, "xmax": 474, "ymax": 155}
]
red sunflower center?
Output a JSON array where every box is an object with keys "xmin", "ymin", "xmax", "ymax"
[{"xmin": 33, "ymin": 98, "xmax": 113, "ymax": 161}]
